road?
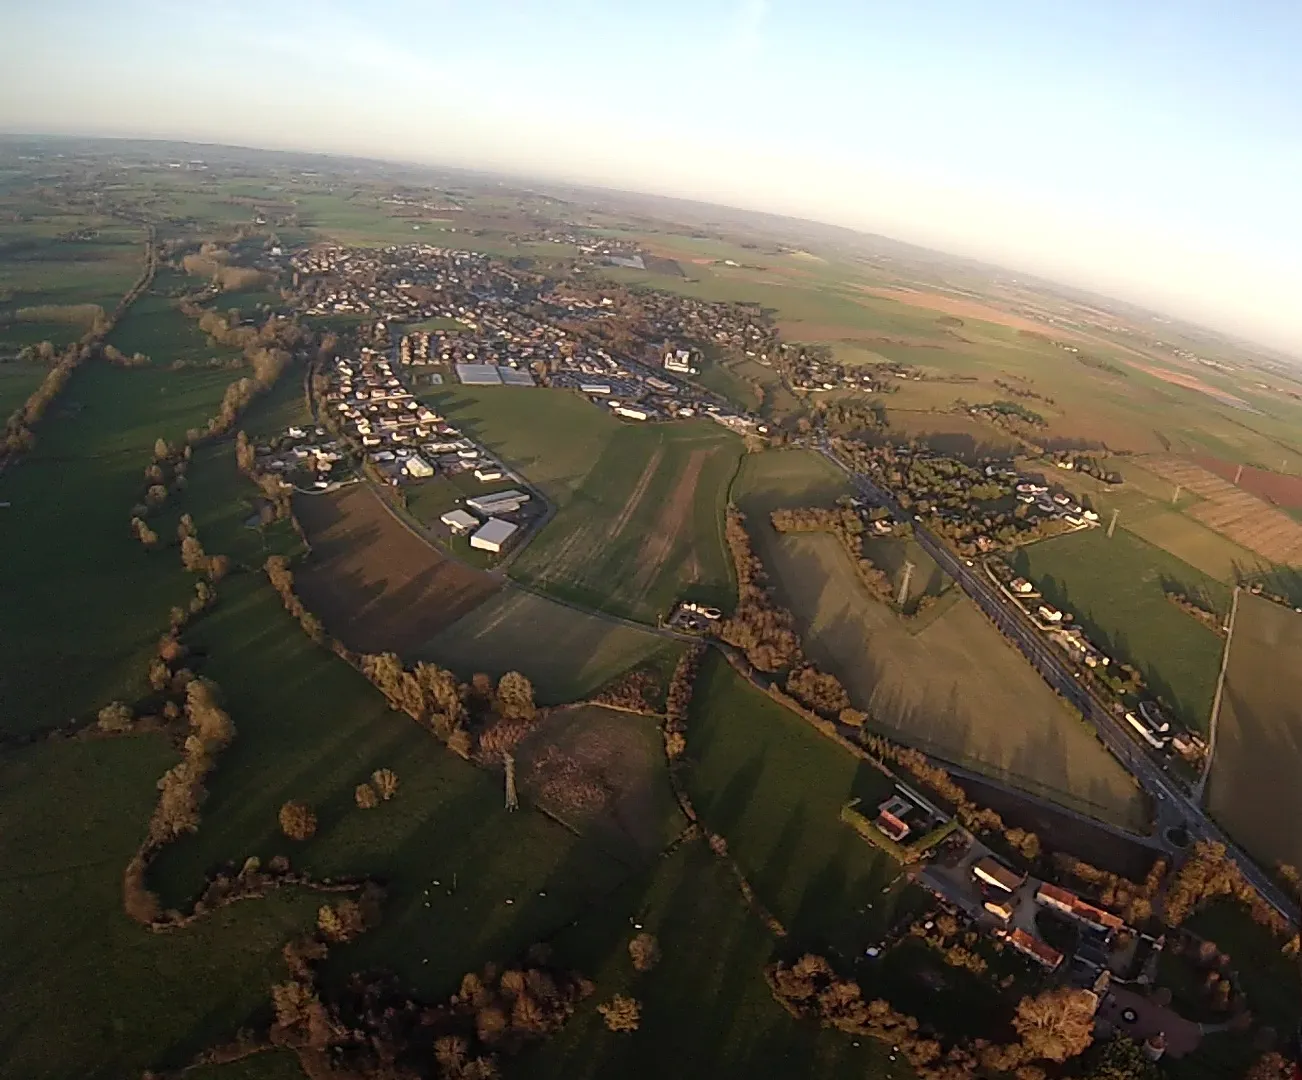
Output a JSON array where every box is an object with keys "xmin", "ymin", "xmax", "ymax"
[{"xmin": 816, "ymin": 442, "xmax": 1299, "ymax": 924}]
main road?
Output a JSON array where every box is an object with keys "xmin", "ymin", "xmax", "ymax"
[{"xmin": 816, "ymin": 442, "xmax": 1299, "ymax": 924}]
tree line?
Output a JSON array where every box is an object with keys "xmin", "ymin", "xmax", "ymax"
[{"xmin": 717, "ymin": 507, "xmax": 802, "ymax": 672}]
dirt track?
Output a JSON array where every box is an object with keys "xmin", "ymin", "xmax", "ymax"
[{"xmin": 294, "ymin": 484, "xmax": 500, "ymax": 655}]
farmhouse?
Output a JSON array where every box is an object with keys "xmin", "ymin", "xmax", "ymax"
[
  {"xmin": 470, "ymin": 517, "xmax": 519, "ymax": 553},
  {"xmin": 972, "ymin": 856, "xmax": 1026, "ymax": 894},
  {"xmin": 1008, "ymin": 928, "xmax": 1063, "ymax": 971},
  {"xmin": 441, "ymin": 509, "xmax": 479, "ymax": 535}
]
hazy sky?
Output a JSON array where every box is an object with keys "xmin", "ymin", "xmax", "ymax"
[{"xmin": 6, "ymin": 0, "xmax": 1301, "ymax": 353}]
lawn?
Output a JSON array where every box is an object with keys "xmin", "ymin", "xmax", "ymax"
[
  {"xmin": 0, "ymin": 361, "xmax": 244, "ymax": 735},
  {"xmin": 427, "ymin": 386, "xmax": 744, "ymax": 623},
  {"xmin": 1205, "ymin": 592, "xmax": 1302, "ymax": 874},
  {"xmin": 754, "ymin": 528, "xmax": 1146, "ymax": 829},
  {"xmin": 684, "ymin": 653, "xmax": 922, "ymax": 951},
  {"xmin": 1011, "ymin": 527, "xmax": 1229, "ymax": 732}
]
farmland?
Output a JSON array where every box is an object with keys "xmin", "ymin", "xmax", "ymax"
[
  {"xmin": 426, "ymin": 386, "xmax": 744, "ymax": 622},
  {"xmin": 422, "ymin": 587, "xmax": 678, "ymax": 704},
  {"xmin": 752, "ymin": 527, "xmax": 1147, "ymax": 828},
  {"xmin": 1012, "ymin": 528, "xmax": 1229, "ymax": 732},
  {"xmin": 1205, "ymin": 593, "xmax": 1302, "ymax": 874},
  {"xmin": 293, "ymin": 482, "xmax": 502, "ymax": 654},
  {"xmin": 106, "ymin": 292, "xmax": 244, "ymax": 366}
]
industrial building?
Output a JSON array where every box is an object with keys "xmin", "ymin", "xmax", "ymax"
[
  {"xmin": 470, "ymin": 517, "xmax": 518, "ymax": 553},
  {"xmin": 441, "ymin": 509, "xmax": 479, "ymax": 535},
  {"xmin": 466, "ymin": 489, "xmax": 530, "ymax": 515}
]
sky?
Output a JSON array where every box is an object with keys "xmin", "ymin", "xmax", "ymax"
[{"xmin": 5, "ymin": 0, "xmax": 1301, "ymax": 353}]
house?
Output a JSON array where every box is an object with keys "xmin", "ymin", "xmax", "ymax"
[
  {"xmin": 614, "ymin": 405, "xmax": 650, "ymax": 421},
  {"xmin": 1008, "ymin": 928, "xmax": 1063, "ymax": 971},
  {"xmin": 1038, "ymin": 604, "xmax": 1063, "ymax": 623},
  {"xmin": 984, "ymin": 899, "xmax": 1015, "ymax": 923},
  {"xmin": 1035, "ymin": 882, "xmax": 1078, "ymax": 917},
  {"xmin": 475, "ymin": 467, "xmax": 504, "ymax": 483},
  {"xmin": 1010, "ymin": 577, "xmax": 1035, "ymax": 594},
  {"xmin": 1036, "ymin": 883, "xmax": 1125, "ymax": 933},
  {"xmin": 972, "ymin": 856, "xmax": 1026, "ymax": 894},
  {"xmin": 664, "ymin": 348, "xmax": 694, "ymax": 374},
  {"xmin": 404, "ymin": 455, "xmax": 434, "ymax": 478},
  {"xmin": 470, "ymin": 517, "xmax": 518, "ymax": 553},
  {"xmin": 441, "ymin": 509, "xmax": 479, "ymax": 535}
]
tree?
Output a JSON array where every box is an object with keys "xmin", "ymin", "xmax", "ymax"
[
  {"xmin": 1080, "ymin": 1037, "xmax": 1161, "ymax": 1080},
  {"xmin": 354, "ymin": 782, "xmax": 379, "ymax": 810},
  {"xmin": 97, "ymin": 701, "xmax": 134, "ymax": 733},
  {"xmin": 1244, "ymin": 1053, "xmax": 1295, "ymax": 1080},
  {"xmin": 317, "ymin": 899, "xmax": 366, "ymax": 943},
  {"xmin": 497, "ymin": 671, "xmax": 536, "ymax": 722},
  {"xmin": 628, "ymin": 932, "xmax": 661, "ymax": 972},
  {"xmin": 597, "ymin": 994, "xmax": 641, "ymax": 1033},
  {"xmin": 153, "ymin": 437, "xmax": 171, "ymax": 461},
  {"xmin": 1013, "ymin": 988, "xmax": 1097, "ymax": 1063},
  {"xmin": 279, "ymin": 800, "xmax": 317, "ymax": 841},
  {"xmin": 371, "ymin": 767, "xmax": 399, "ymax": 801}
]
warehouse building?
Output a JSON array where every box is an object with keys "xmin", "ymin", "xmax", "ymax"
[{"xmin": 470, "ymin": 517, "xmax": 518, "ymax": 553}]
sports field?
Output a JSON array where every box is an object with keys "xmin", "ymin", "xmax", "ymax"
[
  {"xmin": 754, "ymin": 528, "xmax": 1146, "ymax": 828},
  {"xmin": 427, "ymin": 386, "xmax": 744, "ymax": 622},
  {"xmin": 1013, "ymin": 528, "xmax": 1229, "ymax": 732},
  {"xmin": 1205, "ymin": 593, "xmax": 1302, "ymax": 874}
]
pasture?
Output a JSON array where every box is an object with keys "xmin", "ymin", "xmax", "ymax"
[
  {"xmin": 0, "ymin": 361, "xmax": 245, "ymax": 735},
  {"xmin": 0, "ymin": 361, "xmax": 48, "ymax": 415},
  {"xmin": 1012, "ymin": 528, "xmax": 1229, "ymax": 732},
  {"xmin": 684, "ymin": 653, "xmax": 921, "ymax": 947},
  {"xmin": 731, "ymin": 447, "xmax": 848, "ymax": 520},
  {"xmin": 293, "ymin": 483, "xmax": 502, "ymax": 655},
  {"xmin": 1205, "ymin": 593, "xmax": 1302, "ymax": 874},
  {"xmin": 422, "ymin": 587, "xmax": 678, "ymax": 704},
  {"xmin": 522, "ymin": 841, "xmax": 905, "ymax": 1080},
  {"xmin": 107, "ymin": 293, "xmax": 243, "ymax": 366},
  {"xmin": 754, "ymin": 529, "xmax": 1146, "ymax": 828},
  {"xmin": 428, "ymin": 386, "xmax": 744, "ymax": 623}
]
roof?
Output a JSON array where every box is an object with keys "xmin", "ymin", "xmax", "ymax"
[
  {"xmin": 456, "ymin": 363, "xmax": 503, "ymax": 385},
  {"xmin": 498, "ymin": 367, "xmax": 535, "ymax": 387},
  {"xmin": 1036, "ymin": 882, "xmax": 1076, "ymax": 907},
  {"xmin": 466, "ymin": 489, "xmax": 529, "ymax": 509},
  {"xmin": 1009, "ymin": 929, "xmax": 1063, "ymax": 969},
  {"xmin": 973, "ymin": 857, "xmax": 1026, "ymax": 893},
  {"xmin": 471, "ymin": 517, "xmax": 518, "ymax": 547},
  {"xmin": 441, "ymin": 509, "xmax": 479, "ymax": 531}
]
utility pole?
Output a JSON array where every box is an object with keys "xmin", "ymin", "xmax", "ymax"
[
  {"xmin": 1233, "ymin": 463, "xmax": 1244, "ymax": 485},
  {"xmin": 503, "ymin": 752, "xmax": 519, "ymax": 812},
  {"xmin": 1172, "ymin": 483, "xmax": 1182, "ymax": 506},
  {"xmin": 898, "ymin": 561, "xmax": 915, "ymax": 608},
  {"xmin": 1107, "ymin": 509, "xmax": 1119, "ymax": 538}
]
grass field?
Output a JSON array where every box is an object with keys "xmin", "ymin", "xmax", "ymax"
[
  {"xmin": 1206, "ymin": 592, "xmax": 1302, "ymax": 873},
  {"xmin": 0, "ymin": 361, "xmax": 244, "ymax": 735},
  {"xmin": 0, "ymin": 735, "xmax": 322, "ymax": 1080},
  {"xmin": 685, "ymin": 654, "xmax": 922, "ymax": 947},
  {"xmin": 0, "ymin": 361, "xmax": 48, "ymax": 414},
  {"xmin": 1012, "ymin": 528, "xmax": 1229, "ymax": 732},
  {"xmin": 106, "ymin": 293, "xmax": 243, "ymax": 366},
  {"xmin": 518, "ymin": 840, "xmax": 905, "ymax": 1080},
  {"xmin": 731, "ymin": 447, "xmax": 848, "ymax": 520},
  {"xmin": 752, "ymin": 528, "xmax": 1146, "ymax": 828},
  {"xmin": 426, "ymin": 386, "xmax": 744, "ymax": 622},
  {"xmin": 422, "ymin": 587, "xmax": 678, "ymax": 704}
]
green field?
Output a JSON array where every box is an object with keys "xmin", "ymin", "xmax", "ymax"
[
  {"xmin": 1012, "ymin": 528, "xmax": 1229, "ymax": 732},
  {"xmin": 745, "ymin": 518, "xmax": 1145, "ymax": 827},
  {"xmin": 731, "ymin": 447, "xmax": 849, "ymax": 519},
  {"xmin": 0, "ymin": 361, "xmax": 48, "ymax": 414},
  {"xmin": 1206, "ymin": 592, "xmax": 1302, "ymax": 874},
  {"xmin": 426, "ymin": 386, "xmax": 744, "ymax": 622},
  {"xmin": 421, "ymin": 586, "xmax": 679, "ymax": 703},
  {"xmin": 106, "ymin": 292, "xmax": 243, "ymax": 366},
  {"xmin": 0, "ymin": 361, "xmax": 246, "ymax": 735},
  {"xmin": 685, "ymin": 654, "xmax": 920, "ymax": 946}
]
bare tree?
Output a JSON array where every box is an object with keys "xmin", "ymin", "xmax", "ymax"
[
  {"xmin": 628, "ymin": 933, "xmax": 661, "ymax": 972},
  {"xmin": 371, "ymin": 768, "xmax": 399, "ymax": 801},
  {"xmin": 597, "ymin": 994, "xmax": 641, "ymax": 1033},
  {"xmin": 279, "ymin": 800, "xmax": 317, "ymax": 841}
]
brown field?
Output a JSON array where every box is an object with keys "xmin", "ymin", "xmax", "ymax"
[
  {"xmin": 755, "ymin": 530, "xmax": 1147, "ymax": 828},
  {"xmin": 630, "ymin": 448, "xmax": 712, "ymax": 594},
  {"xmin": 1192, "ymin": 455, "xmax": 1302, "ymax": 509},
  {"xmin": 1130, "ymin": 363, "xmax": 1253, "ymax": 409},
  {"xmin": 293, "ymin": 484, "xmax": 500, "ymax": 654},
  {"xmin": 856, "ymin": 286, "xmax": 1067, "ymax": 336},
  {"xmin": 513, "ymin": 705, "xmax": 683, "ymax": 861},
  {"xmin": 1206, "ymin": 593, "xmax": 1302, "ymax": 872},
  {"xmin": 1141, "ymin": 456, "xmax": 1302, "ymax": 565}
]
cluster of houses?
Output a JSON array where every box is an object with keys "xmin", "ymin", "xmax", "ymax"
[
  {"xmin": 1013, "ymin": 479, "xmax": 1100, "ymax": 529},
  {"xmin": 779, "ymin": 342, "xmax": 892, "ymax": 394},
  {"xmin": 253, "ymin": 425, "xmax": 348, "ymax": 491}
]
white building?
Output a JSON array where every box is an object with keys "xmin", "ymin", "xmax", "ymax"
[
  {"xmin": 441, "ymin": 509, "xmax": 479, "ymax": 535},
  {"xmin": 404, "ymin": 455, "xmax": 434, "ymax": 478},
  {"xmin": 470, "ymin": 517, "xmax": 519, "ymax": 553},
  {"xmin": 664, "ymin": 348, "xmax": 694, "ymax": 374}
]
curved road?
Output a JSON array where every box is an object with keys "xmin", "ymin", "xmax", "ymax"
[{"xmin": 817, "ymin": 442, "xmax": 1298, "ymax": 924}]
